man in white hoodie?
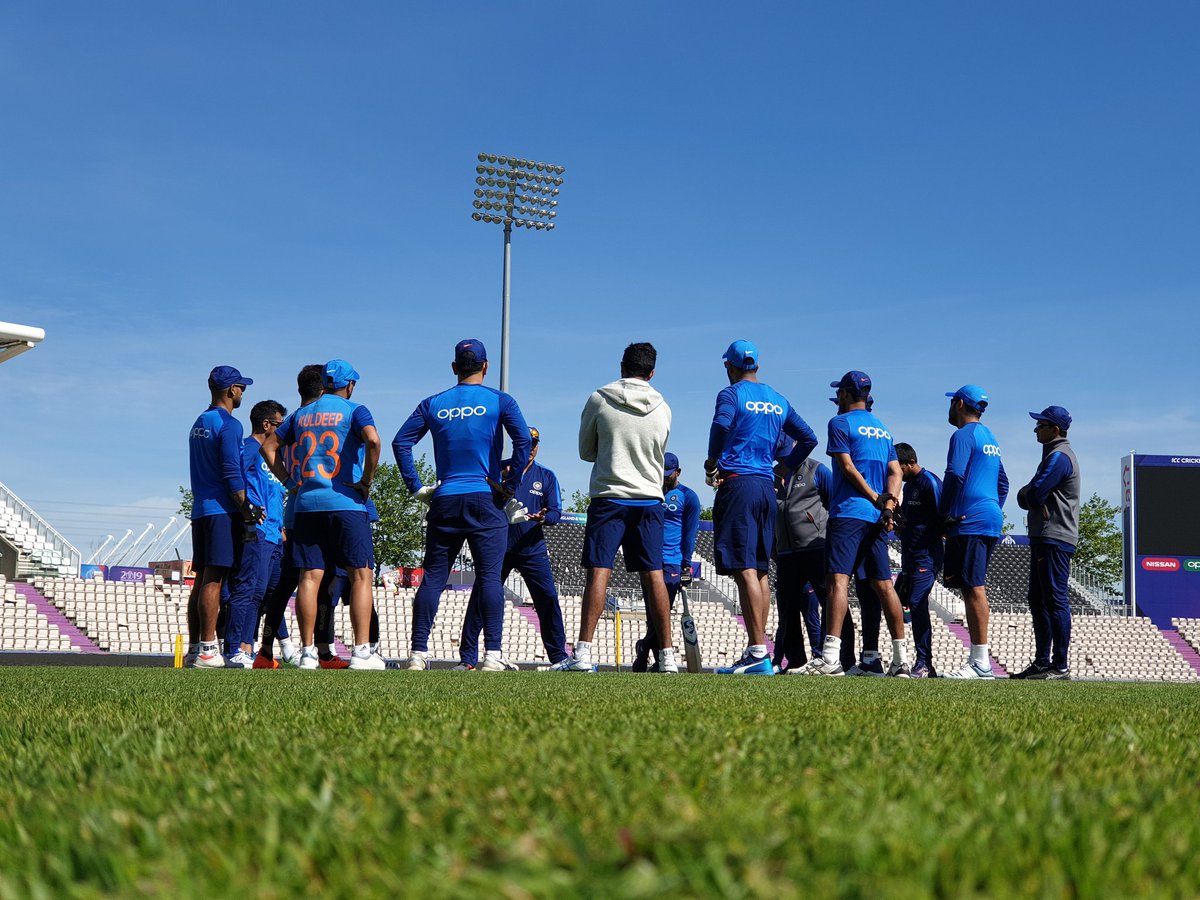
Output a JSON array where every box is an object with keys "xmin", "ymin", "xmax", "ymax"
[{"xmin": 551, "ymin": 342, "xmax": 678, "ymax": 673}]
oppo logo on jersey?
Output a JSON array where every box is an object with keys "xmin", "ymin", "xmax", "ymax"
[
  {"xmin": 857, "ymin": 426, "xmax": 891, "ymax": 440},
  {"xmin": 983, "ymin": 444, "xmax": 1002, "ymax": 457},
  {"xmin": 437, "ymin": 406, "xmax": 489, "ymax": 420},
  {"xmin": 190, "ymin": 427, "xmax": 212, "ymax": 440},
  {"xmin": 744, "ymin": 401, "xmax": 783, "ymax": 414}
]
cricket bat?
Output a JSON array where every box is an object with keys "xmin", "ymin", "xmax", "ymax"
[{"xmin": 679, "ymin": 584, "xmax": 702, "ymax": 673}]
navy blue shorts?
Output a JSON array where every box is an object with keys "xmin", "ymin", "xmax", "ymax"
[
  {"xmin": 825, "ymin": 517, "xmax": 890, "ymax": 580},
  {"xmin": 191, "ymin": 513, "xmax": 242, "ymax": 570},
  {"xmin": 713, "ymin": 475, "xmax": 776, "ymax": 574},
  {"xmin": 663, "ymin": 563, "xmax": 681, "ymax": 586},
  {"xmin": 582, "ymin": 500, "xmax": 663, "ymax": 572},
  {"xmin": 288, "ymin": 510, "xmax": 374, "ymax": 571},
  {"xmin": 944, "ymin": 535, "xmax": 995, "ymax": 588}
]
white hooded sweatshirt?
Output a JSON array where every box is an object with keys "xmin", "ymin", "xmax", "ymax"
[{"xmin": 578, "ymin": 378, "xmax": 672, "ymax": 501}]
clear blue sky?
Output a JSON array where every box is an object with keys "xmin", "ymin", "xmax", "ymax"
[{"xmin": 2, "ymin": 2, "xmax": 1198, "ymax": 560}]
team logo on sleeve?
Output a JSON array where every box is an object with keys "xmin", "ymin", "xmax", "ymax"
[
  {"xmin": 533, "ymin": 481, "xmax": 543, "ymax": 490},
  {"xmin": 744, "ymin": 401, "xmax": 784, "ymax": 415}
]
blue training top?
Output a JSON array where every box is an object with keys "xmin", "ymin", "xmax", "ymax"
[
  {"xmin": 392, "ymin": 383, "xmax": 531, "ymax": 498},
  {"xmin": 505, "ymin": 458, "xmax": 562, "ymax": 552},
  {"xmin": 240, "ymin": 436, "xmax": 282, "ymax": 543},
  {"xmin": 189, "ymin": 406, "xmax": 245, "ymax": 519},
  {"xmin": 825, "ymin": 408, "xmax": 899, "ymax": 523},
  {"xmin": 662, "ymin": 482, "xmax": 701, "ymax": 567},
  {"xmin": 900, "ymin": 468, "xmax": 944, "ymax": 570},
  {"xmin": 708, "ymin": 381, "xmax": 817, "ymax": 478},
  {"xmin": 940, "ymin": 422, "xmax": 1008, "ymax": 537},
  {"xmin": 275, "ymin": 395, "xmax": 375, "ymax": 514}
]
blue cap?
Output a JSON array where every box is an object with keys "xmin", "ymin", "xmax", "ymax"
[
  {"xmin": 831, "ymin": 370, "xmax": 871, "ymax": 398},
  {"xmin": 663, "ymin": 452, "xmax": 680, "ymax": 474},
  {"xmin": 946, "ymin": 384, "xmax": 989, "ymax": 412},
  {"xmin": 1030, "ymin": 405, "xmax": 1071, "ymax": 432},
  {"xmin": 324, "ymin": 359, "xmax": 361, "ymax": 389},
  {"xmin": 209, "ymin": 365, "xmax": 253, "ymax": 390},
  {"xmin": 722, "ymin": 340, "xmax": 759, "ymax": 370},
  {"xmin": 455, "ymin": 338, "xmax": 487, "ymax": 365}
]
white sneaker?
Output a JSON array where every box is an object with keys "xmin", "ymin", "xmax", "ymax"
[
  {"xmin": 183, "ymin": 646, "xmax": 199, "ymax": 668},
  {"xmin": 658, "ymin": 657, "xmax": 679, "ymax": 674},
  {"xmin": 479, "ymin": 654, "xmax": 519, "ymax": 672},
  {"xmin": 226, "ymin": 651, "xmax": 255, "ymax": 669},
  {"xmin": 406, "ymin": 651, "xmax": 430, "ymax": 671},
  {"xmin": 786, "ymin": 657, "xmax": 821, "ymax": 675},
  {"xmin": 349, "ymin": 650, "xmax": 386, "ymax": 670},
  {"xmin": 886, "ymin": 661, "xmax": 912, "ymax": 678},
  {"xmin": 944, "ymin": 661, "xmax": 996, "ymax": 680},
  {"xmin": 796, "ymin": 656, "xmax": 844, "ymax": 676},
  {"xmin": 548, "ymin": 653, "xmax": 597, "ymax": 672},
  {"xmin": 194, "ymin": 648, "xmax": 226, "ymax": 669},
  {"xmin": 298, "ymin": 648, "xmax": 321, "ymax": 670},
  {"xmin": 279, "ymin": 640, "xmax": 301, "ymax": 666}
]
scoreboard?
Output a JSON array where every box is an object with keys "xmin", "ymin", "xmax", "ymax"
[{"xmin": 1123, "ymin": 454, "xmax": 1200, "ymax": 626}]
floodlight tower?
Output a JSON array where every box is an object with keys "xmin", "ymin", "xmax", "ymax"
[{"xmin": 470, "ymin": 153, "xmax": 565, "ymax": 392}]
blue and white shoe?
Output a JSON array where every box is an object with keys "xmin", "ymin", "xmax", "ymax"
[
  {"xmin": 944, "ymin": 661, "xmax": 996, "ymax": 680},
  {"xmin": 717, "ymin": 652, "xmax": 774, "ymax": 675},
  {"xmin": 846, "ymin": 657, "xmax": 886, "ymax": 677},
  {"xmin": 548, "ymin": 653, "xmax": 597, "ymax": 673}
]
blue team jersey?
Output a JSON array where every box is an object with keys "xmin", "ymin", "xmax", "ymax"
[
  {"xmin": 189, "ymin": 406, "xmax": 245, "ymax": 519},
  {"xmin": 505, "ymin": 458, "xmax": 562, "ymax": 550},
  {"xmin": 280, "ymin": 441, "xmax": 300, "ymax": 530},
  {"xmin": 662, "ymin": 482, "xmax": 701, "ymax": 566},
  {"xmin": 275, "ymin": 395, "xmax": 375, "ymax": 513},
  {"xmin": 900, "ymin": 469, "xmax": 943, "ymax": 569},
  {"xmin": 709, "ymin": 381, "xmax": 817, "ymax": 478},
  {"xmin": 940, "ymin": 422, "xmax": 1008, "ymax": 537},
  {"xmin": 825, "ymin": 409, "xmax": 898, "ymax": 522},
  {"xmin": 240, "ymin": 436, "xmax": 283, "ymax": 543},
  {"xmin": 392, "ymin": 383, "xmax": 531, "ymax": 498}
]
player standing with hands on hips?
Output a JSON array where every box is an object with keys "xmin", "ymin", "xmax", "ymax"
[
  {"xmin": 392, "ymin": 339, "xmax": 532, "ymax": 672},
  {"xmin": 940, "ymin": 384, "xmax": 1008, "ymax": 680},
  {"xmin": 706, "ymin": 340, "xmax": 818, "ymax": 675}
]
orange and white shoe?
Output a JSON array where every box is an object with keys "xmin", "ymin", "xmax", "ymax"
[
  {"xmin": 319, "ymin": 656, "xmax": 350, "ymax": 670},
  {"xmin": 252, "ymin": 654, "xmax": 280, "ymax": 669},
  {"xmin": 194, "ymin": 648, "xmax": 226, "ymax": 669}
]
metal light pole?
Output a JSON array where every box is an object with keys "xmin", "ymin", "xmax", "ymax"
[{"xmin": 471, "ymin": 153, "xmax": 565, "ymax": 393}]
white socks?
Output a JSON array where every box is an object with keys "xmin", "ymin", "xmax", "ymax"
[
  {"xmin": 353, "ymin": 643, "xmax": 371, "ymax": 656},
  {"xmin": 892, "ymin": 639, "xmax": 907, "ymax": 667},
  {"xmin": 970, "ymin": 644, "xmax": 990, "ymax": 667},
  {"xmin": 823, "ymin": 635, "xmax": 842, "ymax": 661},
  {"xmin": 659, "ymin": 647, "xmax": 677, "ymax": 667},
  {"xmin": 575, "ymin": 641, "xmax": 593, "ymax": 661},
  {"xmin": 748, "ymin": 644, "xmax": 767, "ymax": 659}
]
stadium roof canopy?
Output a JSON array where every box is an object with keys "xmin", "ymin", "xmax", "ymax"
[{"xmin": 0, "ymin": 321, "xmax": 45, "ymax": 365}]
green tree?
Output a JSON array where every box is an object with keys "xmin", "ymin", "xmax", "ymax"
[
  {"xmin": 1074, "ymin": 493, "xmax": 1123, "ymax": 592},
  {"xmin": 177, "ymin": 486, "xmax": 193, "ymax": 520},
  {"xmin": 700, "ymin": 506, "xmax": 714, "ymax": 521},
  {"xmin": 370, "ymin": 457, "xmax": 437, "ymax": 573},
  {"xmin": 566, "ymin": 489, "xmax": 590, "ymax": 513},
  {"xmin": 1001, "ymin": 512, "xmax": 1015, "ymax": 535}
]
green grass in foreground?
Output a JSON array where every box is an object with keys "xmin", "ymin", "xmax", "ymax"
[{"xmin": 0, "ymin": 670, "xmax": 1198, "ymax": 898}]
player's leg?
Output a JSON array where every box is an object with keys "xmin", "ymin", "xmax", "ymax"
[
  {"xmin": 774, "ymin": 554, "xmax": 805, "ymax": 670},
  {"xmin": 860, "ymin": 530, "xmax": 907, "ymax": 676},
  {"xmin": 851, "ymin": 573, "xmax": 883, "ymax": 674},
  {"xmin": 799, "ymin": 547, "xmax": 827, "ymax": 658},
  {"xmin": 256, "ymin": 553, "xmax": 299, "ymax": 666},
  {"xmin": 905, "ymin": 568, "xmax": 937, "ymax": 677},
  {"xmin": 465, "ymin": 494, "xmax": 512, "ymax": 671},
  {"xmin": 1015, "ymin": 545, "xmax": 1052, "ymax": 678},
  {"xmin": 945, "ymin": 536, "xmax": 996, "ymax": 680},
  {"xmin": 806, "ymin": 518, "xmax": 866, "ymax": 675},
  {"xmin": 553, "ymin": 499, "xmax": 622, "ymax": 671},
  {"xmin": 409, "ymin": 495, "xmax": 467, "ymax": 670},
  {"xmin": 458, "ymin": 553, "xmax": 510, "ymax": 669},
  {"xmin": 638, "ymin": 569, "xmax": 677, "ymax": 673},
  {"xmin": 519, "ymin": 551, "xmax": 568, "ymax": 665},
  {"xmin": 628, "ymin": 504, "xmax": 678, "ymax": 673},
  {"xmin": 185, "ymin": 518, "xmax": 208, "ymax": 665},
  {"xmin": 331, "ymin": 509, "xmax": 381, "ymax": 670},
  {"xmin": 1029, "ymin": 544, "xmax": 1072, "ymax": 679}
]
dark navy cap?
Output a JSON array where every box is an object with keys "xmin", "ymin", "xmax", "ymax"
[
  {"xmin": 455, "ymin": 338, "xmax": 487, "ymax": 365},
  {"xmin": 831, "ymin": 370, "xmax": 872, "ymax": 398},
  {"xmin": 946, "ymin": 384, "xmax": 989, "ymax": 412},
  {"xmin": 722, "ymin": 340, "xmax": 759, "ymax": 370},
  {"xmin": 209, "ymin": 365, "xmax": 253, "ymax": 390},
  {"xmin": 324, "ymin": 359, "xmax": 360, "ymax": 389},
  {"xmin": 1030, "ymin": 405, "xmax": 1072, "ymax": 432},
  {"xmin": 529, "ymin": 426, "xmax": 540, "ymax": 443},
  {"xmin": 663, "ymin": 452, "xmax": 681, "ymax": 473}
]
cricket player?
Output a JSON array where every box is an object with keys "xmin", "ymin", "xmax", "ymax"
[
  {"xmin": 457, "ymin": 426, "xmax": 568, "ymax": 669},
  {"xmin": 1012, "ymin": 405, "xmax": 1078, "ymax": 680},
  {"xmin": 187, "ymin": 365, "xmax": 262, "ymax": 668},
  {"xmin": 706, "ymin": 340, "xmax": 818, "ymax": 675},
  {"xmin": 392, "ymin": 339, "xmax": 532, "ymax": 672},
  {"xmin": 895, "ymin": 442, "xmax": 944, "ymax": 678},
  {"xmin": 632, "ymin": 451, "xmax": 701, "ymax": 672},
  {"xmin": 552, "ymin": 342, "xmax": 676, "ymax": 673},
  {"xmin": 262, "ymin": 358, "xmax": 383, "ymax": 670},
  {"xmin": 940, "ymin": 384, "xmax": 1008, "ymax": 680},
  {"xmin": 801, "ymin": 371, "xmax": 910, "ymax": 677}
]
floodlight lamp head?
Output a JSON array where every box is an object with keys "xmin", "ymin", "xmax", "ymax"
[
  {"xmin": 518, "ymin": 158, "xmax": 528, "ymax": 167},
  {"xmin": 497, "ymin": 156, "xmax": 509, "ymax": 165},
  {"xmin": 473, "ymin": 200, "xmax": 483, "ymax": 209},
  {"xmin": 477, "ymin": 152, "xmax": 487, "ymax": 162},
  {"xmin": 472, "ymin": 212, "xmax": 483, "ymax": 221},
  {"xmin": 486, "ymin": 153, "xmax": 497, "ymax": 163},
  {"xmin": 546, "ymin": 222, "xmax": 556, "ymax": 231},
  {"xmin": 475, "ymin": 176, "xmax": 485, "ymax": 186}
]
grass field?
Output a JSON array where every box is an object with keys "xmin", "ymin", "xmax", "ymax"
[{"xmin": 1, "ymin": 670, "xmax": 1198, "ymax": 898}]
